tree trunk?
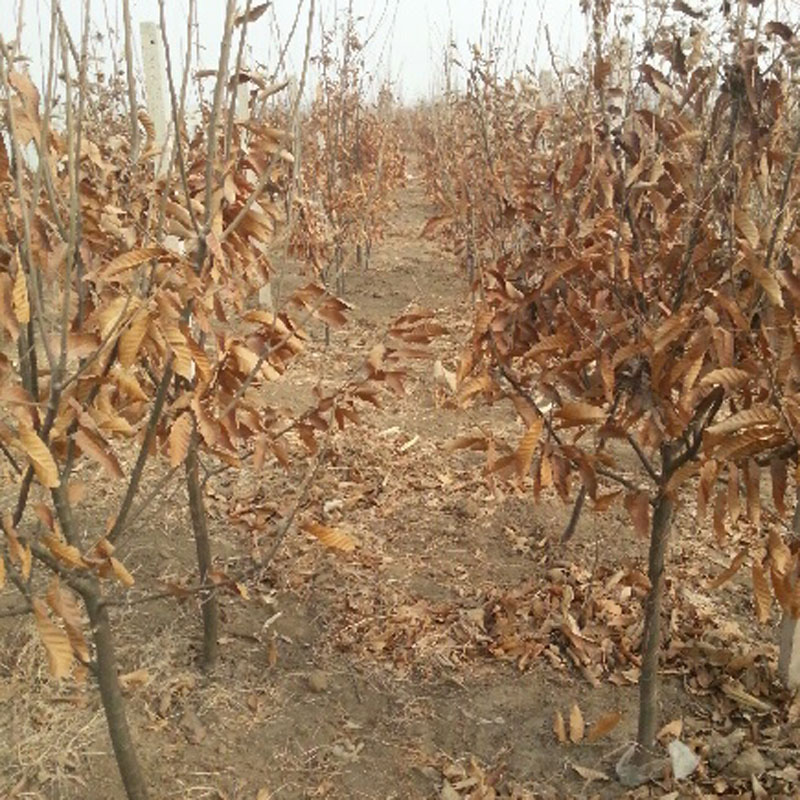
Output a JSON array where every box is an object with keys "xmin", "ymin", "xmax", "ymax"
[
  {"xmin": 186, "ymin": 425, "xmax": 219, "ymax": 672},
  {"xmin": 121, "ymin": 0, "xmax": 140, "ymax": 162},
  {"xmin": 777, "ymin": 491, "xmax": 800, "ymax": 688},
  {"xmin": 84, "ymin": 590, "xmax": 149, "ymax": 800},
  {"xmin": 637, "ymin": 492, "xmax": 675, "ymax": 750}
]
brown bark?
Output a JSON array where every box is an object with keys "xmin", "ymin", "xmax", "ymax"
[
  {"xmin": 84, "ymin": 590, "xmax": 149, "ymax": 800},
  {"xmin": 636, "ymin": 492, "xmax": 675, "ymax": 750},
  {"xmin": 186, "ymin": 425, "xmax": 219, "ymax": 672}
]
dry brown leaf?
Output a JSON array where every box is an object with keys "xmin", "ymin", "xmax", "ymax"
[
  {"xmin": 42, "ymin": 534, "xmax": 85, "ymax": 570},
  {"xmin": 557, "ymin": 402, "xmax": 606, "ymax": 426},
  {"xmin": 734, "ymin": 208, "xmax": 760, "ymax": 249},
  {"xmin": 102, "ymin": 247, "xmax": 163, "ymax": 279},
  {"xmin": 12, "ymin": 267, "xmax": 29, "ymax": 324},
  {"xmin": 163, "ymin": 324, "xmax": 194, "ymax": 381},
  {"xmin": 119, "ymin": 669, "xmax": 150, "ymax": 690},
  {"xmin": 112, "ymin": 366, "xmax": 149, "ymax": 402},
  {"xmin": 569, "ymin": 703, "xmax": 585, "ymax": 743},
  {"xmin": 302, "ymin": 521, "xmax": 356, "ymax": 553},
  {"xmin": 705, "ymin": 406, "xmax": 778, "ymax": 438},
  {"xmin": 765, "ymin": 20, "xmax": 794, "ymax": 41},
  {"xmin": 8, "ymin": 70, "xmax": 40, "ymax": 115},
  {"xmin": 657, "ymin": 718, "xmax": 683, "ymax": 741},
  {"xmin": 571, "ymin": 763, "xmax": 609, "ymax": 782},
  {"xmin": 713, "ymin": 488, "xmax": 728, "ymax": 544},
  {"xmin": 119, "ymin": 309, "xmax": 150, "ymax": 368},
  {"xmin": 770, "ymin": 458, "xmax": 787, "ymax": 515},
  {"xmin": 46, "ymin": 579, "xmax": 89, "ymax": 663},
  {"xmin": 18, "ymin": 422, "xmax": 60, "ymax": 488},
  {"xmin": 751, "ymin": 264, "xmax": 784, "ymax": 308},
  {"xmin": 592, "ymin": 490, "xmax": 621, "ymax": 513},
  {"xmin": 728, "ymin": 463, "xmax": 741, "ymax": 524},
  {"xmin": 752, "ymin": 563, "xmax": 771, "ymax": 623},
  {"xmin": 169, "ymin": 413, "xmax": 194, "ymax": 468},
  {"xmin": 587, "ymin": 711, "xmax": 621, "ymax": 742},
  {"xmin": 768, "ymin": 528, "xmax": 793, "ymax": 576},
  {"xmin": 515, "ymin": 419, "xmax": 543, "ymax": 479},
  {"xmin": 699, "ymin": 367, "xmax": 751, "ymax": 390},
  {"xmin": 707, "ymin": 548, "xmax": 748, "ymax": 590},
  {"xmin": 623, "ymin": 491, "xmax": 650, "ymax": 538},
  {"xmin": 75, "ymin": 427, "xmax": 124, "ymax": 480},
  {"xmin": 20, "ymin": 543, "xmax": 32, "ymax": 580},
  {"xmin": 267, "ymin": 634, "xmax": 278, "ymax": 668},
  {"xmin": 553, "ymin": 710, "xmax": 567, "ymax": 743},
  {"xmin": 745, "ymin": 459, "xmax": 761, "ymax": 529},
  {"xmin": 457, "ymin": 373, "xmax": 491, "ymax": 406},
  {"xmin": 1, "ymin": 514, "xmax": 22, "ymax": 562},
  {"xmin": 108, "ymin": 557, "xmax": 135, "ymax": 587},
  {"xmin": 67, "ymin": 481, "xmax": 88, "ymax": 506},
  {"xmin": 32, "ymin": 598, "xmax": 73, "ymax": 680},
  {"xmin": 235, "ymin": 1, "xmax": 269, "ymax": 25}
]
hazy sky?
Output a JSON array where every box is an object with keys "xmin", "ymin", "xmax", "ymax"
[{"xmin": 2, "ymin": 1, "xmax": 590, "ymax": 102}]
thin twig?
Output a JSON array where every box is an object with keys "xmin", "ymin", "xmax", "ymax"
[
  {"xmin": 107, "ymin": 360, "xmax": 175, "ymax": 544},
  {"xmin": 626, "ymin": 432, "xmax": 660, "ymax": 484}
]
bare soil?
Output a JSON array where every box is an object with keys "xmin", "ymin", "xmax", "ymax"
[{"xmin": 2, "ymin": 159, "xmax": 798, "ymax": 800}]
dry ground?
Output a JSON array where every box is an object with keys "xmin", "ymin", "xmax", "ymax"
[{"xmin": 1, "ymin": 158, "xmax": 799, "ymax": 800}]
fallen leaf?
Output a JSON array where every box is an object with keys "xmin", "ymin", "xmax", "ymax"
[
  {"xmin": 571, "ymin": 762, "xmax": 609, "ymax": 781},
  {"xmin": 553, "ymin": 710, "xmax": 567, "ymax": 743},
  {"xmin": 569, "ymin": 703, "xmax": 585, "ymax": 743},
  {"xmin": 587, "ymin": 711, "xmax": 621, "ymax": 742}
]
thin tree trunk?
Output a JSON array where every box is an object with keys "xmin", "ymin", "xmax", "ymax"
[
  {"xmin": 777, "ymin": 489, "xmax": 800, "ymax": 687},
  {"xmin": 186, "ymin": 425, "xmax": 219, "ymax": 672},
  {"xmin": 636, "ymin": 492, "xmax": 675, "ymax": 750},
  {"xmin": 121, "ymin": 0, "xmax": 140, "ymax": 162},
  {"xmin": 84, "ymin": 590, "xmax": 149, "ymax": 800}
]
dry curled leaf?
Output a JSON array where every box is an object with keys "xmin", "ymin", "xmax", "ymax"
[
  {"xmin": 301, "ymin": 521, "xmax": 356, "ymax": 553},
  {"xmin": 587, "ymin": 711, "xmax": 621, "ymax": 742},
  {"xmin": 235, "ymin": 1, "xmax": 269, "ymax": 25},
  {"xmin": 707, "ymin": 547, "xmax": 747, "ymax": 590}
]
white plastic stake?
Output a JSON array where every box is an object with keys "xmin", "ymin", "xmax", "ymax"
[
  {"xmin": 139, "ymin": 21, "xmax": 170, "ymax": 174},
  {"xmin": 235, "ymin": 81, "xmax": 250, "ymax": 122}
]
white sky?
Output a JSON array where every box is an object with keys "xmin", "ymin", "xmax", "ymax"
[{"xmin": 2, "ymin": 0, "xmax": 591, "ymax": 102}]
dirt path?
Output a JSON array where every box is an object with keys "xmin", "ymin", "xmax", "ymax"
[{"xmin": 1, "ymin": 159, "xmax": 779, "ymax": 800}]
